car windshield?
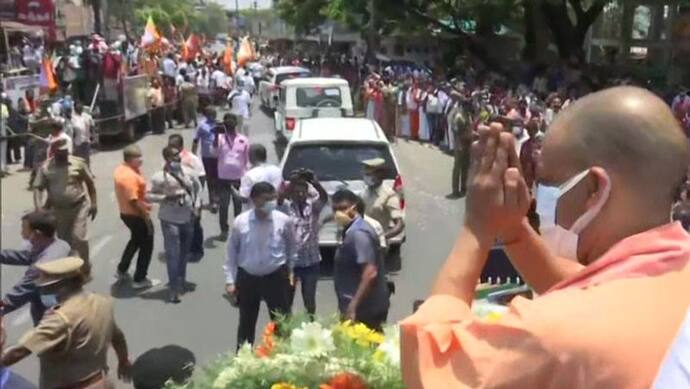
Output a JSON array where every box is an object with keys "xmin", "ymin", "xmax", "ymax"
[
  {"xmin": 295, "ymin": 87, "xmax": 343, "ymax": 108},
  {"xmin": 283, "ymin": 143, "xmax": 397, "ymax": 181},
  {"xmin": 276, "ymin": 72, "xmax": 310, "ymax": 85}
]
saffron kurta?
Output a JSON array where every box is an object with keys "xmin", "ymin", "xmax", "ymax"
[{"xmin": 401, "ymin": 222, "xmax": 690, "ymax": 389}]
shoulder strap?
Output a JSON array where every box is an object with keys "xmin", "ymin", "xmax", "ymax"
[{"xmin": 165, "ymin": 170, "xmax": 193, "ymax": 199}]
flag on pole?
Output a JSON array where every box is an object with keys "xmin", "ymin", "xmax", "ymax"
[
  {"xmin": 141, "ymin": 15, "xmax": 161, "ymax": 48},
  {"xmin": 184, "ymin": 34, "xmax": 201, "ymax": 62},
  {"xmin": 237, "ymin": 36, "xmax": 256, "ymax": 68},
  {"xmin": 39, "ymin": 56, "xmax": 58, "ymax": 93},
  {"xmin": 223, "ymin": 41, "xmax": 234, "ymax": 75}
]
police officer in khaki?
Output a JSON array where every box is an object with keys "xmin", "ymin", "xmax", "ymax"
[
  {"xmin": 33, "ymin": 137, "xmax": 97, "ymax": 267},
  {"xmin": 360, "ymin": 158, "xmax": 405, "ymax": 246},
  {"xmin": 1, "ymin": 257, "xmax": 133, "ymax": 388}
]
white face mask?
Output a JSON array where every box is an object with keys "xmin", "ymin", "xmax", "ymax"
[
  {"xmin": 21, "ymin": 239, "xmax": 32, "ymax": 251},
  {"xmin": 363, "ymin": 175, "xmax": 379, "ymax": 188},
  {"xmin": 259, "ymin": 200, "xmax": 277, "ymax": 214},
  {"xmin": 40, "ymin": 293, "xmax": 58, "ymax": 308},
  {"xmin": 535, "ymin": 169, "xmax": 611, "ymax": 261}
]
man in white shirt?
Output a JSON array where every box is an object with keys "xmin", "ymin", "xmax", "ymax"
[
  {"xmin": 240, "ymin": 72, "xmax": 256, "ymax": 96},
  {"xmin": 227, "ymin": 84, "xmax": 252, "ymax": 135},
  {"xmin": 69, "ymin": 102, "xmax": 94, "ymax": 165},
  {"xmin": 162, "ymin": 54, "xmax": 177, "ymax": 83},
  {"xmin": 211, "ymin": 67, "xmax": 230, "ymax": 105},
  {"xmin": 239, "ymin": 144, "xmax": 283, "ymax": 202},
  {"xmin": 169, "ymin": 134, "xmax": 206, "ymax": 262},
  {"xmin": 211, "ymin": 67, "xmax": 228, "ymax": 90}
]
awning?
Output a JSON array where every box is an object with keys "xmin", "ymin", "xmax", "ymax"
[
  {"xmin": 0, "ymin": 21, "xmax": 44, "ymax": 34},
  {"xmin": 375, "ymin": 53, "xmax": 392, "ymax": 62}
]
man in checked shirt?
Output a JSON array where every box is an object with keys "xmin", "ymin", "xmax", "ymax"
[{"xmin": 278, "ymin": 169, "xmax": 328, "ymax": 318}]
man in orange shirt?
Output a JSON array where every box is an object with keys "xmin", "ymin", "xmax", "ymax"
[
  {"xmin": 113, "ymin": 145, "xmax": 157, "ymax": 289},
  {"xmin": 401, "ymin": 87, "xmax": 690, "ymax": 389}
]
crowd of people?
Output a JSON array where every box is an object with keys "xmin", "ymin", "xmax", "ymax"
[
  {"xmin": 0, "ymin": 37, "xmax": 406, "ymax": 387},
  {"xmin": 3, "ymin": 30, "xmax": 690, "ymax": 388}
]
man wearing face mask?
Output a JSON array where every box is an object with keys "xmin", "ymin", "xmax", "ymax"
[
  {"xmin": 361, "ymin": 158, "xmax": 404, "ymax": 245},
  {"xmin": 1, "ymin": 257, "xmax": 133, "ymax": 388},
  {"xmin": 1, "ymin": 211, "xmax": 71, "ymax": 325},
  {"xmin": 147, "ymin": 146, "xmax": 201, "ymax": 303},
  {"xmin": 278, "ymin": 169, "xmax": 328, "ymax": 317},
  {"xmin": 332, "ymin": 189, "xmax": 390, "ymax": 331},
  {"xmin": 33, "ymin": 138, "xmax": 96, "ymax": 271},
  {"xmin": 224, "ymin": 182, "xmax": 295, "ymax": 349},
  {"xmin": 401, "ymin": 87, "xmax": 690, "ymax": 388}
]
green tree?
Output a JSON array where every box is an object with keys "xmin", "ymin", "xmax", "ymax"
[
  {"xmin": 276, "ymin": 0, "xmax": 615, "ymax": 63},
  {"xmin": 275, "ymin": 0, "xmax": 329, "ymax": 34},
  {"xmin": 110, "ymin": 0, "xmax": 228, "ymax": 39}
]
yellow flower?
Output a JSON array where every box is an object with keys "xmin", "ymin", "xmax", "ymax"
[
  {"xmin": 271, "ymin": 383, "xmax": 306, "ymax": 389},
  {"xmin": 338, "ymin": 321, "xmax": 384, "ymax": 347},
  {"xmin": 485, "ymin": 311, "xmax": 503, "ymax": 323}
]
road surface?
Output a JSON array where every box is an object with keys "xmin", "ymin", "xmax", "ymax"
[{"xmin": 0, "ymin": 101, "xmax": 466, "ymax": 387}]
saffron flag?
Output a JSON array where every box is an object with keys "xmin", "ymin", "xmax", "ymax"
[
  {"xmin": 184, "ymin": 34, "xmax": 201, "ymax": 62},
  {"xmin": 39, "ymin": 56, "xmax": 58, "ymax": 93},
  {"xmin": 141, "ymin": 15, "xmax": 161, "ymax": 48},
  {"xmin": 237, "ymin": 36, "xmax": 256, "ymax": 68},
  {"xmin": 223, "ymin": 41, "xmax": 234, "ymax": 75}
]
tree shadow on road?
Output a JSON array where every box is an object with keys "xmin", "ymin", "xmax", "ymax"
[
  {"xmin": 132, "ymin": 344, "xmax": 196, "ymax": 389},
  {"xmin": 110, "ymin": 282, "xmax": 168, "ymax": 302}
]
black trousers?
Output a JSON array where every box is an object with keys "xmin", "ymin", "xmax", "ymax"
[
  {"xmin": 236, "ymin": 266, "xmax": 290, "ymax": 349},
  {"xmin": 356, "ymin": 310, "xmax": 389, "ymax": 333},
  {"xmin": 118, "ymin": 214, "xmax": 154, "ymax": 282}
]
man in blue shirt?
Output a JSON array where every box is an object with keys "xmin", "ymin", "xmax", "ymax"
[
  {"xmin": 224, "ymin": 182, "xmax": 296, "ymax": 349},
  {"xmin": 331, "ymin": 189, "xmax": 390, "ymax": 331},
  {"xmin": 192, "ymin": 107, "xmax": 219, "ymax": 212},
  {"xmin": 1, "ymin": 211, "xmax": 71, "ymax": 325},
  {"xmin": 279, "ymin": 169, "xmax": 328, "ymax": 317}
]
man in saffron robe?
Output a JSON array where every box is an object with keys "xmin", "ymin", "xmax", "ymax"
[{"xmin": 401, "ymin": 86, "xmax": 690, "ymax": 389}]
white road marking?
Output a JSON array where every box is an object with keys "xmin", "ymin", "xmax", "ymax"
[
  {"xmin": 92, "ymin": 235, "xmax": 114, "ymax": 257},
  {"xmin": 10, "ymin": 306, "xmax": 31, "ymax": 327}
]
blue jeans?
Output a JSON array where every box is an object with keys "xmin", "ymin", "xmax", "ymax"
[
  {"xmin": 189, "ymin": 216, "xmax": 204, "ymax": 261},
  {"xmin": 160, "ymin": 220, "xmax": 194, "ymax": 293},
  {"xmin": 288, "ymin": 262, "xmax": 320, "ymax": 316}
]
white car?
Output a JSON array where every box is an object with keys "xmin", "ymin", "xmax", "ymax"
[
  {"xmin": 280, "ymin": 117, "xmax": 406, "ymax": 250},
  {"xmin": 258, "ymin": 66, "xmax": 311, "ymax": 110},
  {"xmin": 274, "ymin": 77, "xmax": 354, "ymax": 140}
]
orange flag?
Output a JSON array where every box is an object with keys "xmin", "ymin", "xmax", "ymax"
[
  {"xmin": 39, "ymin": 56, "xmax": 58, "ymax": 93},
  {"xmin": 223, "ymin": 41, "xmax": 234, "ymax": 75},
  {"xmin": 184, "ymin": 34, "xmax": 202, "ymax": 62},
  {"xmin": 237, "ymin": 36, "xmax": 254, "ymax": 68}
]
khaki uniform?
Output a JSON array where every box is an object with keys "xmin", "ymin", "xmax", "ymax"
[
  {"xmin": 34, "ymin": 156, "xmax": 93, "ymax": 262},
  {"xmin": 452, "ymin": 107, "xmax": 471, "ymax": 194},
  {"xmin": 362, "ymin": 185, "xmax": 403, "ymax": 237},
  {"xmin": 19, "ymin": 292, "xmax": 116, "ymax": 389},
  {"xmin": 28, "ymin": 115, "xmax": 53, "ymax": 169}
]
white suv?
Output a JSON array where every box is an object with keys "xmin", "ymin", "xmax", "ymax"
[
  {"xmin": 280, "ymin": 117, "xmax": 406, "ymax": 249},
  {"xmin": 274, "ymin": 77, "xmax": 354, "ymax": 140}
]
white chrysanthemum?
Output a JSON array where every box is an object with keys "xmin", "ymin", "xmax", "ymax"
[
  {"xmin": 377, "ymin": 325, "xmax": 401, "ymax": 366},
  {"xmin": 290, "ymin": 322, "xmax": 335, "ymax": 356},
  {"xmin": 213, "ymin": 366, "xmax": 237, "ymax": 389}
]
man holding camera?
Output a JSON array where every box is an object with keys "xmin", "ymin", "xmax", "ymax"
[
  {"xmin": 279, "ymin": 169, "xmax": 328, "ymax": 317},
  {"xmin": 147, "ymin": 146, "xmax": 201, "ymax": 303}
]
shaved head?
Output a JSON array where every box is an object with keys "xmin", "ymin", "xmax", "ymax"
[
  {"xmin": 539, "ymin": 86, "xmax": 689, "ymax": 263},
  {"xmin": 543, "ymin": 86, "xmax": 689, "ymax": 204}
]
